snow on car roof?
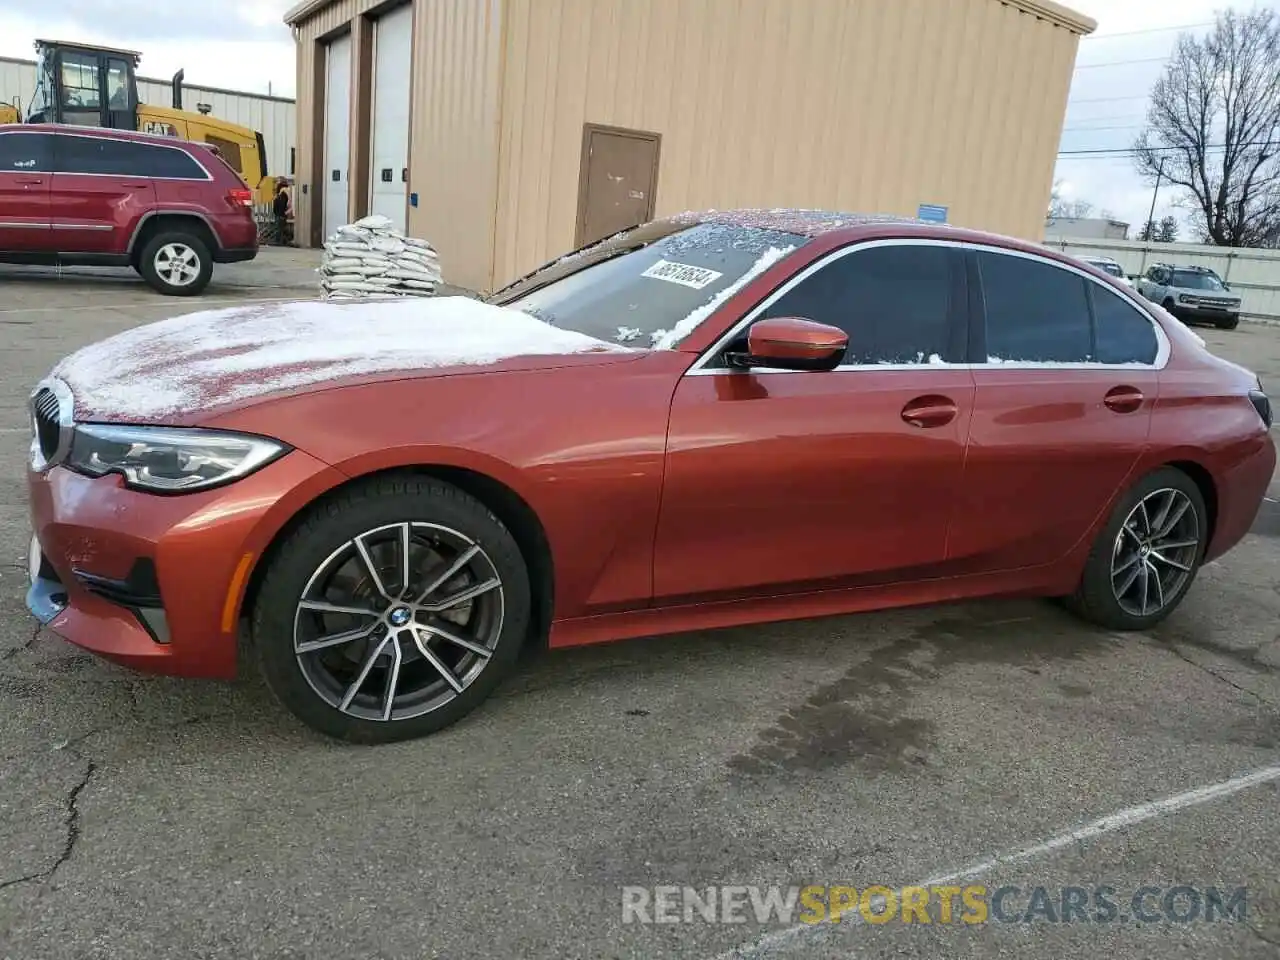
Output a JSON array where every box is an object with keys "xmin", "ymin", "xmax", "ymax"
[{"xmin": 665, "ymin": 208, "xmax": 930, "ymax": 237}]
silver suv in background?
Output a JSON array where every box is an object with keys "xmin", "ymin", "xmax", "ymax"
[
  {"xmin": 1079, "ymin": 255, "xmax": 1134, "ymax": 289},
  {"xmin": 1136, "ymin": 263, "xmax": 1242, "ymax": 330}
]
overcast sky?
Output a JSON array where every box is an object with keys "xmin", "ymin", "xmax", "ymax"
[
  {"xmin": 0, "ymin": 0, "xmax": 297, "ymax": 97},
  {"xmin": 1, "ymin": 0, "xmax": 1277, "ymax": 236},
  {"xmin": 1054, "ymin": 0, "xmax": 1280, "ymax": 234}
]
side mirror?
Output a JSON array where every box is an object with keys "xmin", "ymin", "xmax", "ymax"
[{"xmin": 726, "ymin": 316, "xmax": 848, "ymax": 372}]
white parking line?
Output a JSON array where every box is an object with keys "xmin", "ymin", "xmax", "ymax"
[
  {"xmin": 715, "ymin": 762, "xmax": 1280, "ymax": 958},
  {"xmin": 0, "ymin": 295, "xmax": 312, "ymax": 316}
]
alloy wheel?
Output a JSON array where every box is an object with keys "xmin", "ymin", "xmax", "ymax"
[
  {"xmin": 154, "ymin": 243, "xmax": 202, "ymax": 287},
  {"xmin": 1110, "ymin": 488, "xmax": 1201, "ymax": 618},
  {"xmin": 292, "ymin": 522, "xmax": 505, "ymax": 722}
]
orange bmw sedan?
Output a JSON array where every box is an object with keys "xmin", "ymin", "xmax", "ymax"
[{"xmin": 26, "ymin": 210, "xmax": 1276, "ymax": 742}]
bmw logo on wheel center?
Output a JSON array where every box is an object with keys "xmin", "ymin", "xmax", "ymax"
[{"xmin": 388, "ymin": 607, "xmax": 413, "ymax": 627}]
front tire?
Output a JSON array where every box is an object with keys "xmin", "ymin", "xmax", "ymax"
[
  {"xmin": 138, "ymin": 231, "xmax": 213, "ymax": 296},
  {"xmin": 253, "ymin": 476, "xmax": 531, "ymax": 743},
  {"xmin": 1216, "ymin": 314, "xmax": 1240, "ymax": 330},
  {"xmin": 1066, "ymin": 467, "xmax": 1207, "ymax": 631}
]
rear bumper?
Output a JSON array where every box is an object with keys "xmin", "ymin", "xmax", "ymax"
[
  {"xmin": 26, "ymin": 451, "xmax": 340, "ymax": 679},
  {"xmin": 1205, "ymin": 431, "xmax": 1277, "ymax": 562},
  {"xmin": 214, "ymin": 246, "xmax": 258, "ymax": 264}
]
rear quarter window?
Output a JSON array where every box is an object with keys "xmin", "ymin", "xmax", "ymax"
[
  {"xmin": 142, "ymin": 144, "xmax": 209, "ymax": 180},
  {"xmin": 1091, "ymin": 285, "xmax": 1159, "ymax": 364}
]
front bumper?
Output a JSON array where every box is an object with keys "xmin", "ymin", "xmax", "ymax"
[
  {"xmin": 1169, "ymin": 302, "xmax": 1241, "ymax": 324},
  {"xmin": 26, "ymin": 450, "xmax": 340, "ymax": 679}
]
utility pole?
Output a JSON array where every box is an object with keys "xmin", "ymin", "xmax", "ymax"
[{"xmin": 1139, "ymin": 155, "xmax": 1165, "ymax": 273}]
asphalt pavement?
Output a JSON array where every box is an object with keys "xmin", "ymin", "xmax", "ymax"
[{"xmin": 0, "ymin": 255, "xmax": 1277, "ymax": 959}]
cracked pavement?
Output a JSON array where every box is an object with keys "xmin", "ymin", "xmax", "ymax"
[{"xmin": 0, "ymin": 261, "xmax": 1277, "ymax": 959}]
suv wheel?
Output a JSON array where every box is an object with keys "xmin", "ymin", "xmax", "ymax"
[
  {"xmin": 1216, "ymin": 314, "xmax": 1240, "ymax": 331},
  {"xmin": 139, "ymin": 231, "xmax": 213, "ymax": 296}
]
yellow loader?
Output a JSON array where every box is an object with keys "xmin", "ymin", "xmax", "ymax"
[{"xmin": 17, "ymin": 40, "xmax": 276, "ymax": 205}]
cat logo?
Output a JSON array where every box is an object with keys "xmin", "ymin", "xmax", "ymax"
[{"xmin": 142, "ymin": 121, "xmax": 178, "ymax": 137}]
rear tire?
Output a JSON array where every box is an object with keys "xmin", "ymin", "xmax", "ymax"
[
  {"xmin": 138, "ymin": 231, "xmax": 213, "ymax": 296},
  {"xmin": 253, "ymin": 475, "xmax": 531, "ymax": 743},
  {"xmin": 1065, "ymin": 467, "xmax": 1207, "ymax": 631}
]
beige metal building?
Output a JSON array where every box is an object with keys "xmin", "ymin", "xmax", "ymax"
[{"xmin": 284, "ymin": 0, "xmax": 1095, "ymax": 293}]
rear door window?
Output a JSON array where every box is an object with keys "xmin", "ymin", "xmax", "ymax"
[
  {"xmin": 0, "ymin": 132, "xmax": 52, "ymax": 172},
  {"xmin": 55, "ymin": 135, "xmax": 144, "ymax": 176},
  {"xmin": 976, "ymin": 251, "xmax": 1092, "ymax": 363}
]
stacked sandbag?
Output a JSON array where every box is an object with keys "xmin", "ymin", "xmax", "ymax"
[{"xmin": 319, "ymin": 214, "xmax": 443, "ymax": 300}]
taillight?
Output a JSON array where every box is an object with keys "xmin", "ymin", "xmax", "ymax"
[{"xmin": 226, "ymin": 189, "xmax": 253, "ymax": 208}]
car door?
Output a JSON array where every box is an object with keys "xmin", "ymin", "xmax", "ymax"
[
  {"xmin": 0, "ymin": 130, "xmax": 53, "ymax": 252},
  {"xmin": 50, "ymin": 133, "xmax": 155, "ymax": 255},
  {"xmin": 651, "ymin": 240, "xmax": 976, "ymax": 604},
  {"xmin": 946, "ymin": 247, "xmax": 1161, "ymax": 573}
]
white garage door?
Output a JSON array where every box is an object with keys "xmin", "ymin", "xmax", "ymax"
[
  {"xmin": 369, "ymin": 3, "xmax": 413, "ymax": 232},
  {"xmin": 323, "ymin": 33, "xmax": 352, "ymax": 241}
]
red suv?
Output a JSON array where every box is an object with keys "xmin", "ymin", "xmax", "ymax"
[{"xmin": 0, "ymin": 124, "xmax": 258, "ymax": 296}]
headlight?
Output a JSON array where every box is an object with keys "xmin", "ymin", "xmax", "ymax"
[
  {"xmin": 1178, "ymin": 294, "xmax": 1195, "ymax": 304},
  {"xmin": 68, "ymin": 424, "xmax": 288, "ymax": 493}
]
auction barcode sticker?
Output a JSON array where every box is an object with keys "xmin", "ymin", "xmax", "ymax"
[{"xmin": 641, "ymin": 259, "xmax": 723, "ymax": 290}]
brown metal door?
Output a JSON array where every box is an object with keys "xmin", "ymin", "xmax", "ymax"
[{"xmin": 575, "ymin": 124, "xmax": 660, "ymax": 247}]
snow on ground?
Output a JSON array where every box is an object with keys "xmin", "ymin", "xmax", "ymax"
[{"xmin": 52, "ymin": 297, "xmax": 625, "ymax": 421}]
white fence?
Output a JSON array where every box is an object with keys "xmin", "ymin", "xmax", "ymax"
[{"xmin": 1041, "ymin": 236, "xmax": 1280, "ymax": 323}]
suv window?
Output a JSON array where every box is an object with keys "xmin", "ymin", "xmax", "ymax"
[
  {"xmin": 977, "ymin": 251, "xmax": 1092, "ymax": 362},
  {"xmin": 0, "ymin": 132, "xmax": 51, "ymax": 172},
  {"xmin": 1170, "ymin": 269, "xmax": 1225, "ymax": 291},
  {"xmin": 761, "ymin": 243, "xmax": 956, "ymax": 365},
  {"xmin": 1091, "ymin": 285, "xmax": 1159, "ymax": 364},
  {"xmin": 55, "ymin": 135, "xmax": 206, "ymax": 179},
  {"xmin": 144, "ymin": 144, "xmax": 208, "ymax": 179}
]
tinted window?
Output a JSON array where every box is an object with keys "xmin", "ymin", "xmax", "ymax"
[
  {"xmin": 143, "ymin": 145, "xmax": 206, "ymax": 179},
  {"xmin": 977, "ymin": 252, "xmax": 1092, "ymax": 363},
  {"xmin": 55, "ymin": 136, "xmax": 205, "ymax": 178},
  {"xmin": 1092, "ymin": 286, "xmax": 1159, "ymax": 364},
  {"xmin": 762, "ymin": 244, "xmax": 955, "ymax": 364},
  {"xmin": 0, "ymin": 132, "xmax": 51, "ymax": 172}
]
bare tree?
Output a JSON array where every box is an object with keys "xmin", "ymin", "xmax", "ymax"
[
  {"xmin": 1133, "ymin": 8, "xmax": 1280, "ymax": 246},
  {"xmin": 1047, "ymin": 194, "xmax": 1095, "ymax": 220},
  {"xmin": 1158, "ymin": 215, "xmax": 1180, "ymax": 242}
]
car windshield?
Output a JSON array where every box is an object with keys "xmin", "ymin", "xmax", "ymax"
[
  {"xmin": 493, "ymin": 222, "xmax": 807, "ymax": 347},
  {"xmin": 1086, "ymin": 259, "xmax": 1124, "ymax": 278},
  {"xmin": 1172, "ymin": 270, "xmax": 1225, "ymax": 291}
]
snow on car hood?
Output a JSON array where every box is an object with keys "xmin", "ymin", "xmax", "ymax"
[{"xmin": 51, "ymin": 296, "xmax": 626, "ymax": 422}]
